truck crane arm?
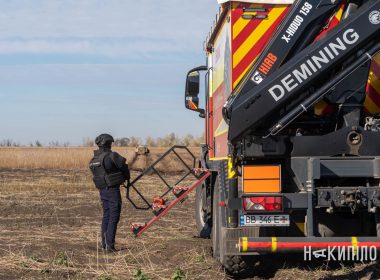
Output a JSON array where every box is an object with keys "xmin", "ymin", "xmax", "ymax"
[
  {"xmin": 223, "ymin": 0, "xmax": 341, "ymax": 121},
  {"xmin": 228, "ymin": 0, "xmax": 380, "ymax": 144}
]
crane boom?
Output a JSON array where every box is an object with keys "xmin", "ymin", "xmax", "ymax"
[{"xmin": 228, "ymin": 0, "xmax": 380, "ymax": 144}]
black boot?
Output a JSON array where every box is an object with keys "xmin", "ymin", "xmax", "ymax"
[{"xmin": 103, "ymin": 245, "xmax": 117, "ymax": 253}]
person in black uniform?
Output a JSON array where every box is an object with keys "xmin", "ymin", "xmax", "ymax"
[{"xmin": 89, "ymin": 134, "xmax": 130, "ymax": 252}]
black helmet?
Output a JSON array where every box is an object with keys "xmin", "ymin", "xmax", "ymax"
[{"xmin": 95, "ymin": 134, "xmax": 114, "ymax": 147}]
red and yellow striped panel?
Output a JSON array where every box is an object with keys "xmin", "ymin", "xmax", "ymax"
[
  {"xmin": 364, "ymin": 54, "xmax": 380, "ymax": 114},
  {"xmin": 231, "ymin": 3, "xmax": 290, "ymax": 89}
]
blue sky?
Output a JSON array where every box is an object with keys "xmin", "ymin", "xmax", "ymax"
[{"xmin": 0, "ymin": 0, "xmax": 218, "ymax": 145}]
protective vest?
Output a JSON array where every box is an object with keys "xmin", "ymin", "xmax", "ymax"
[{"xmin": 89, "ymin": 151, "xmax": 125, "ymax": 189}]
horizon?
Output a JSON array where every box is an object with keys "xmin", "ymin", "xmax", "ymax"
[{"xmin": 0, "ymin": 131, "xmax": 205, "ymax": 147}]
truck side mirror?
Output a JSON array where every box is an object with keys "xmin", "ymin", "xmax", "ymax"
[{"xmin": 185, "ymin": 66, "xmax": 207, "ymax": 118}]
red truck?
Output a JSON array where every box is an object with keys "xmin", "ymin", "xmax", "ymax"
[{"xmin": 185, "ymin": 0, "xmax": 380, "ymax": 274}]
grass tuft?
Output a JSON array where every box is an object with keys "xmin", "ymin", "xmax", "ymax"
[
  {"xmin": 171, "ymin": 267, "xmax": 187, "ymax": 280},
  {"xmin": 97, "ymin": 275, "xmax": 115, "ymax": 280},
  {"xmin": 133, "ymin": 268, "xmax": 150, "ymax": 280},
  {"xmin": 54, "ymin": 251, "xmax": 69, "ymax": 267}
]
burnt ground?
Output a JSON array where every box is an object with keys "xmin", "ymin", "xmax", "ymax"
[{"xmin": 0, "ymin": 169, "xmax": 379, "ymax": 280}]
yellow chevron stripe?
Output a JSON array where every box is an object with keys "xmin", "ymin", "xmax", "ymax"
[
  {"xmin": 232, "ymin": 4, "xmax": 263, "ymax": 40},
  {"xmin": 364, "ymin": 95, "xmax": 380, "ymax": 114},
  {"xmin": 233, "ymin": 58, "xmax": 257, "ymax": 89},
  {"xmin": 370, "ymin": 67, "xmax": 379, "ymax": 79},
  {"xmin": 369, "ymin": 71, "xmax": 380, "ymax": 92},
  {"xmin": 214, "ymin": 119, "xmax": 229, "ymax": 137},
  {"xmin": 232, "ymin": 2, "xmax": 241, "ymax": 9},
  {"xmin": 364, "ymin": 53, "xmax": 380, "ymax": 113},
  {"xmin": 373, "ymin": 53, "xmax": 380, "ymax": 67},
  {"xmin": 233, "ymin": 7, "xmax": 287, "ymax": 68},
  {"xmin": 335, "ymin": 6, "xmax": 344, "ymax": 21}
]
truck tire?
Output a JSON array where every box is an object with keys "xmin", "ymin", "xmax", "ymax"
[
  {"xmin": 195, "ymin": 182, "xmax": 212, "ymax": 238},
  {"xmin": 224, "ymin": 255, "xmax": 249, "ymax": 275},
  {"xmin": 212, "ymin": 170, "xmax": 249, "ymax": 275}
]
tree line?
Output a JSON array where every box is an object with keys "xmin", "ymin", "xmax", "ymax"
[
  {"xmin": 0, "ymin": 133, "xmax": 205, "ymax": 147},
  {"xmin": 83, "ymin": 133, "xmax": 205, "ymax": 147},
  {"xmin": 0, "ymin": 139, "xmax": 71, "ymax": 147}
]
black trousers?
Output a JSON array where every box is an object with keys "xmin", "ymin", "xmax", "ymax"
[{"xmin": 99, "ymin": 186, "xmax": 122, "ymax": 249}]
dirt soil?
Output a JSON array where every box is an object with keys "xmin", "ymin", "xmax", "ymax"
[{"xmin": 0, "ymin": 168, "xmax": 379, "ymax": 280}]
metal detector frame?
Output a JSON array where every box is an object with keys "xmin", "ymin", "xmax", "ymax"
[{"xmin": 126, "ymin": 145, "xmax": 198, "ymax": 210}]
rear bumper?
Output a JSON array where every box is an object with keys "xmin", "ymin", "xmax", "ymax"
[
  {"xmin": 221, "ymin": 157, "xmax": 380, "ymax": 256},
  {"xmin": 222, "ymin": 227, "xmax": 380, "ymax": 255},
  {"xmin": 238, "ymin": 237, "xmax": 380, "ymax": 253}
]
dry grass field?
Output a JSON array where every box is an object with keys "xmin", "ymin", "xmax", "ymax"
[
  {"xmin": 0, "ymin": 147, "xmax": 379, "ymax": 279},
  {"xmin": 0, "ymin": 147, "xmax": 177, "ymax": 171}
]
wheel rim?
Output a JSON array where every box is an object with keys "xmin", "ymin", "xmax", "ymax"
[{"xmin": 197, "ymin": 187, "xmax": 207, "ymax": 227}]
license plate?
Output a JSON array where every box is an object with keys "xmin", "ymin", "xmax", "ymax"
[{"xmin": 240, "ymin": 215, "xmax": 290, "ymax": 227}]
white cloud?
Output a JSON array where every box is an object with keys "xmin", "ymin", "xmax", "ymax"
[
  {"xmin": 0, "ymin": 39, "xmax": 90, "ymax": 54},
  {"xmin": 0, "ymin": 38, "xmax": 194, "ymax": 57},
  {"xmin": 0, "ymin": 0, "xmax": 218, "ymax": 57}
]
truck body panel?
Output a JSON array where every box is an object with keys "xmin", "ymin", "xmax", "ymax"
[{"xmin": 208, "ymin": 1, "xmax": 290, "ymax": 159}]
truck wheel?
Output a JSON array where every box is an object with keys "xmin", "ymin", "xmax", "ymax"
[
  {"xmin": 195, "ymin": 182, "xmax": 211, "ymax": 238},
  {"xmin": 212, "ymin": 172, "xmax": 249, "ymax": 275},
  {"xmin": 224, "ymin": 255, "xmax": 249, "ymax": 275}
]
